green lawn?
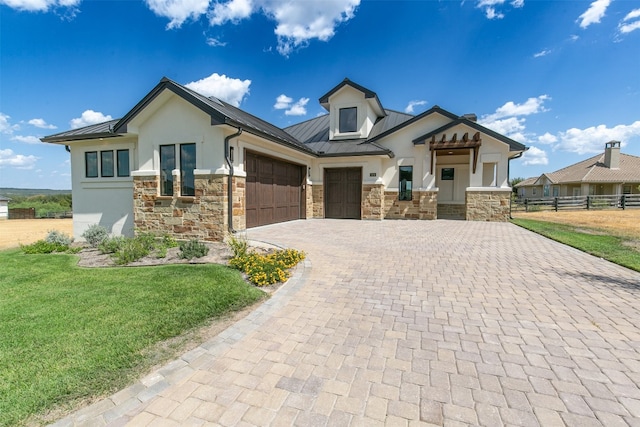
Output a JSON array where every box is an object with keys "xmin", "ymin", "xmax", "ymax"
[
  {"xmin": 0, "ymin": 249, "xmax": 266, "ymax": 426},
  {"xmin": 511, "ymin": 218, "xmax": 640, "ymax": 272}
]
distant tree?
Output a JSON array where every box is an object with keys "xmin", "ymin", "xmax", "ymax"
[{"xmin": 509, "ymin": 177, "xmax": 525, "ymax": 195}]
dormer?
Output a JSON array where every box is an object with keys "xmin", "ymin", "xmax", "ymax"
[{"xmin": 319, "ymin": 78, "xmax": 386, "ymax": 141}]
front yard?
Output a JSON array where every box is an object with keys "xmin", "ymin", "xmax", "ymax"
[{"xmin": 0, "ymin": 249, "xmax": 265, "ymax": 426}]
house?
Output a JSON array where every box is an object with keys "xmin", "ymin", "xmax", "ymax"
[
  {"xmin": 42, "ymin": 77, "xmax": 527, "ymax": 242},
  {"xmin": 515, "ymin": 141, "xmax": 640, "ymax": 199},
  {"xmin": 0, "ymin": 195, "xmax": 9, "ymax": 220}
]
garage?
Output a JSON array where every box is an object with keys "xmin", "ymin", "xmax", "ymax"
[
  {"xmin": 324, "ymin": 167, "xmax": 362, "ymax": 219},
  {"xmin": 245, "ymin": 152, "xmax": 305, "ymax": 228}
]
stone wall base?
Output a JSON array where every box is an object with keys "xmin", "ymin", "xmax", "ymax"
[
  {"xmin": 466, "ymin": 190, "xmax": 511, "ymax": 222},
  {"xmin": 437, "ymin": 204, "xmax": 466, "ymax": 220},
  {"xmin": 312, "ymin": 185, "xmax": 324, "ymax": 219},
  {"xmin": 383, "ymin": 191, "xmax": 438, "ymax": 220},
  {"xmin": 363, "ymin": 184, "xmax": 384, "ymax": 220}
]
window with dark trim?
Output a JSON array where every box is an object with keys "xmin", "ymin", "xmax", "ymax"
[
  {"xmin": 160, "ymin": 145, "xmax": 175, "ymax": 196},
  {"xmin": 117, "ymin": 149, "xmax": 130, "ymax": 177},
  {"xmin": 85, "ymin": 151, "xmax": 98, "ymax": 178},
  {"xmin": 101, "ymin": 151, "xmax": 114, "ymax": 177},
  {"xmin": 180, "ymin": 143, "xmax": 196, "ymax": 196},
  {"xmin": 399, "ymin": 166, "xmax": 413, "ymax": 201},
  {"xmin": 441, "ymin": 168, "xmax": 454, "ymax": 181},
  {"xmin": 339, "ymin": 107, "xmax": 357, "ymax": 133}
]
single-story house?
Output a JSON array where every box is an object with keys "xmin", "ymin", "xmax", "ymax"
[
  {"xmin": 43, "ymin": 77, "xmax": 527, "ymax": 242},
  {"xmin": 515, "ymin": 141, "xmax": 640, "ymax": 198},
  {"xmin": 0, "ymin": 195, "xmax": 9, "ymax": 220}
]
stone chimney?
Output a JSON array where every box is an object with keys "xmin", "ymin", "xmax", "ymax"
[
  {"xmin": 604, "ymin": 141, "xmax": 620, "ymax": 169},
  {"xmin": 462, "ymin": 113, "xmax": 477, "ymax": 122}
]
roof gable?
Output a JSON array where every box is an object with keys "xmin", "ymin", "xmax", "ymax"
[{"xmin": 319, "ymin": 78, "xmax": 385, "ymax": 116}]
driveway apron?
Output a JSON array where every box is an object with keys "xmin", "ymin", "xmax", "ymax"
[{"xmin": 54, "ymin": 220, "xmax": 640, "ymax": 426}]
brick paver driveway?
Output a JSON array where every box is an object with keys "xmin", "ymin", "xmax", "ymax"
[{"xmin": 56, "ymin": 220, "xmax": 640, "ymax": 426}]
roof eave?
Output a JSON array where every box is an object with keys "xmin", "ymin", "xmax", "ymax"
[
  {"xmin": 223, "ymin": 119, "xmax": 318, "ymax": 157},
  {"xmin": 41, "ymin": 133, "xmax": 122, "ymax": 144}
]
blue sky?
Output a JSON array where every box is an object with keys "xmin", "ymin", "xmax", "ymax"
[{"xmin": 1, "ymin": 0, "xmax": 639, "ymax": 190}]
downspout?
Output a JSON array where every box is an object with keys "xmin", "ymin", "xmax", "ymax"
[
  {"xmin": 508, "ymin": 150, "xmax": 525, "ymax": 219},
  {"xmin": 224, "ymin": 127, "xmax": 243, "ymax": 234}
]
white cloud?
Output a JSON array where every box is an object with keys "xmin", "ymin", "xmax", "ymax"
[
  {"xmin": 577, "ymin": 0, "xmax": 610, "ymax": 29},
  {"xmin": 0, "ymin": 0, "xmax": 79, "ymax": 12},
  {"xmin": 274, "ymin": 94, "xmax": 293, "ymax": 109},
  {"xmin": 479, "ymin": 95, "xmax": 550, "ymax": 142},
  {"xmin": 405, "ymin": 100, "xmax": 427, "ymax": 114},
  {"xmin": 11, "ymin": 135, "xmax": 42, "ymax": 144},
  {"xmin": 619, "ymin": 8, "xmax": 640, "ymax": 34},
  {"xmin": 0, "ymin": 113, "xmax": 20, "ymax": 134},
  {"xmin": 205, "ymin": 37, "xmax": 227, "ymax": 47},
  {"xmin": 273, "ymin": 94, "xmax": 308, "ymax": 116},
  {"xmin": 476, "ymin": 0, "xmax": 523, "ymax": 20},
  {"xmin": 208, "ymin": 0, "xmax": 361, "ymax": 56},
  {"xmin": 538, "ymin": 132, "xmax": 557, "ymax": 145},
  {"xmin": 28, "ymin": 118, "xmax": 57, "ymax": 129},
  {"xmin": 208, "ymin": 0, "xmax": 253, "ymax": 25},
  {"xmin": 533, "ymin": 49, "xmax": 551, "ymax": 58},
  {"xmin": 145, "ymin": 0, "xmax": 210, "ymax": 29},
  {"xmin": 555, "ymin": 121, "xmax": 640, "ymax": 155},
  {"xmin": 69, "ymin": 110, "xmax": 113, "ymax": 129},
  {"xmin": 520, "ymin": 146, "xmax": 548, "ymax": 166},
  {"xmin": 0, "ymin": 148, "xmax": 39, "ymax": 169},
  {"xmin": 285, "ymin": 98, "xmax": 309, "ymax": 116},
  {"xmin": 482, "ymin": 95, "xmax": 550, "ymax": 122},
  {"xmin": 184, "ymin": 73, "xmax": 251, "ymax": 107}
]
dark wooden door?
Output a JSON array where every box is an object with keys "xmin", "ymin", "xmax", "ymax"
[
  {"xmin": 324, "ymin": 168, "xmax": 362, "ymax": 219},
  {"xmin": 246, "ymin": 152, "xmax": 303, "ymax": 228}
]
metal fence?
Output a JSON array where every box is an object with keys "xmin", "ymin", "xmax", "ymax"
[{"xmin": 513, "ymin": 194, "xmax": 640, "ymax": 212}]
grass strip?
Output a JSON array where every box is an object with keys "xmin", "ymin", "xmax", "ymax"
[
  {"xmin": 0, "ymin": 249, "xmax": 265, "ymax": 426},
  {"xmin": 511, "ymin": 218, "xmax": 640, "ymax": 272}
]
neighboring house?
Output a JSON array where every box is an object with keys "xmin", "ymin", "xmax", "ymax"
[
  {"xmin": 0, "ymin": 195, "xmax": 9, "ymax": 220},
  {"xmin": 515, "ymin": 141, "xmax": 640, "ymax": 199},
  {"xmin": 43, "ymin": 77, "xmax": 527, "ymax": 242}
]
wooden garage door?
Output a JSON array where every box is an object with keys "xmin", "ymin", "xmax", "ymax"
[
  {"xmin": 324, "ymin": 168, "xmax": 362, "ymax": 219},
  {"xmin": 246, "ymin": 152, "xmax": 304, "ymax": 228}
]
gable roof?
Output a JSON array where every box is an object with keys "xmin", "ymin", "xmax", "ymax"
[
  {"xmin": 318, "ymin": 78, "xmax": 385, "ymax": 115},
  {"xmin": 546, "ymin": 152, "xmax": 640, "ymax": 184},
  {"xmin": 412, "ymin": 118, "xmax": 527, "ymax": 153}
]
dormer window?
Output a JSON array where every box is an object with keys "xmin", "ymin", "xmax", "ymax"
[{"xmin": 339, "ymin": 107, "xmax": 357, "ymax": 133}]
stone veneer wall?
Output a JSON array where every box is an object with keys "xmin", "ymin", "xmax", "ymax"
[
  {"xmin": 465, "ymin": 189, "xmax": 511, "ymax": 221},
  {"xmin": 383, "ymin": 191, "xmax": 438, "ymax": 220},
  {"xmin": 133, "ymin": 172, "xmax": 244, "ymax": 242},
  {"xmin": 362, "ymin": 184, "xmax": 384, "ymax": 220},
  {"xmin": 312, "ymin": 185, "xmax": 323, "ymax": 218},
  {"xmin": 305, "ymin": 183, "xmax": 313, "ymax": 219}
]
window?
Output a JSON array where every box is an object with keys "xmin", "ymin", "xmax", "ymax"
[
  {"xmin": 339, "ymin": 107, "xmax": 357, "ymax": 133},
  {"xmin": 101, "ymin": 151, "xmax": 114, "ymax": 177},
  {"xmin": 441, "ymin": 168, "xmax": 454, "ymax": 181},
  {"xmin": 532, "ymin": 187, "xmax": 537, "ymax": 196},
  {"xmin": 543, "ymin": 184, "xmax": 550, "ymax": 197},
  {"xmin": 399, "ymin": 166, "xmax": 413, "ymax": 201},
  {"xmin": 85, "ymin": 152, "xmax": 98, "ymax": 178},
  {"xmin": 160, "ymin": 145, "xmax": 176, "ymax": 196},
  {"xmin": 117, "ymin": 149, "xmax": 130, "ymax": 177},
  {"xmin": 552, "ymin": 186, "xmax": 559, "ymax": 197},
  {"xmin": 180, "ymin": 143, "xmax": 196, "ymax": 196},
  {"xmin": 623, "ymin": 185, "xmax": 632, "ymax": 194}
]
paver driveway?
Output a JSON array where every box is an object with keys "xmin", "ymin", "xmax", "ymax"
[{"xmin": 56, "ymin": 220, "xmax": 640, "ymax": 426}]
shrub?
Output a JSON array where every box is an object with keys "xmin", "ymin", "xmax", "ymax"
[
  {"xmin": 161, "ymin": 234, "xmax": 179, "ymax": 248},
  {"xmin": 155, "ymin": 245, "xmax": 168, "ymax": 259},
  {"xmin": 229, "ymin": 247, "xmax": 305, "ymax": 287},
  {"xmin": 179, "ymin": 239, "xmax": 209, "ymax": 260},
  {"xmin": 112, "ymin": 238, "xmax": 151, "ymax": 265},
  {"xmin": 82, "ymin": 224, "xmax": 109, "ymax": 247},
  {"xmin": 227, "ymin": 234, "xmax": 248, "ymax": 258},
  {"xmin": 21, "ymin": 240, "xmax": 69, "ymax": 254},
  {"xmin": 45, "ymin": 230, "xmax": 73, "ymax": 246},
  {"xmin": 98, "ymin": 236, "xmax": 127, "ymax": 254}
]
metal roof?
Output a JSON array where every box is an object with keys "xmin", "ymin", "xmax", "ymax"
[
  {"xmin": 41, "ymin": 119, "xmax": 121, "ymax": 143},
  {"xmin": 412, "ymin": 117, "xmax": 527, "ymax": 153}
]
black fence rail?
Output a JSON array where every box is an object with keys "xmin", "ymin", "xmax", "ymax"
[{"xmin": 513, "ymin": 194, "xmax": 640, "ymax": 212}]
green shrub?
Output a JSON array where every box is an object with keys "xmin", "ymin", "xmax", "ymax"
[
  {"xmin": 155, "ymin": 245, "xmax": 168, "ymax": 259},
  {"xmin": 82, "ymin": 224, "xmax": 109, "ymax": 247},
  {"xmin": 227, "ymin": 234, "xmax": 248, "ymax": 258},
  {"xmin": 179, "ymin": 240, "xmax": 209, "ymax": 260},
  {"xmin": 45, "ymin": 230, "xmax": 73, "ymax": 246},
  {"xmin": 162, "ymin": 234, "xmax": 179, "ymax": 248},
  {"xmin": 112, "ymin": 238, "xmax": 151, "ymax": 265},
  {"xmin": 136, "ymin": 232, "xmax": 157, "ymax": 251},
  {"xmin": 21, "ymin": 240, "xmax": 68, "ymax": 254},
  {"xmin": 98, "ymin": 236, "xmax": 127, "ymax": 254}
]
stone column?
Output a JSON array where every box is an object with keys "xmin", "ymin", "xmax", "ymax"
[
  {"xmin": 465, "ymin": 188, "xmax": 511, "ymax": 221},
  {"xmin": 362, "ymin": 183, "xmax": 384, "ymax": 220}
]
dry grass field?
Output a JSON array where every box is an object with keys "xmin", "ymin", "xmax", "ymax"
[
  {"xmin": 0, "ymin": 218, "xmax": 74, "ymax": 250},
  {"xmin": 512, "ymin": 209, "xmax": 640, "ymax": 239}
]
